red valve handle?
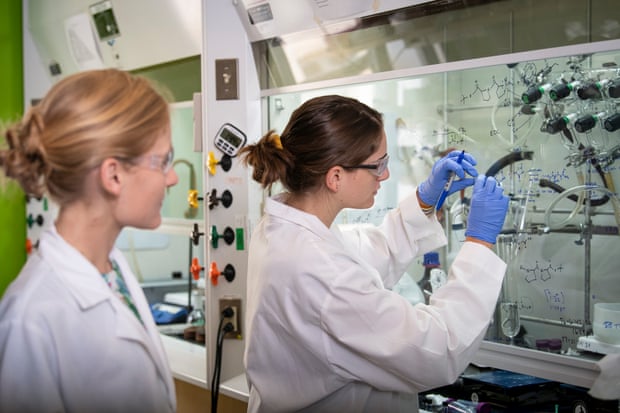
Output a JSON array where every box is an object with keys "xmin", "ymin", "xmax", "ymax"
[
  {"xmin": 190, "ymin": 257, "xmax": 204, "ymax": 281},
  {"xmin": 209, "ymin": 261, "xmax": 221, "ymax": 286}
]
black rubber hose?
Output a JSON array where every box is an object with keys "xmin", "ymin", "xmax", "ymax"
[
  {"xmin": 539, "ymin": 179, "xmax": 610, "ymax": 206},
  {"xmin": 485, "ymin": 150, "xmax": 534, "ymax": 177}
]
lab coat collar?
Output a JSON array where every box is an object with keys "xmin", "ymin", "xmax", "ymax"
[
  {"xmin": 38, "ymin": 225, "xmax": 114, "ymax": 309},
  {"xmin": 266, "ymin": 194, "xmax": 340, "ymax": 241},
  {"xmin": 37, "ymin": 226, "xmax": 175, "ymax": 408}
]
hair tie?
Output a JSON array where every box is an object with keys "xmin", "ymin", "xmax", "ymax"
[{"xmin": 270, "ymin": 133, "xmax": 283, "ymax": 150}]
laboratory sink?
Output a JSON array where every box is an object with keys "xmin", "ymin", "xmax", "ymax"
[
  {"xmin": 158, "ymin": 323, "xmax": 205, "ymax": 346},
  {"xmin": 140, "ymin": 279, "xmax": 189, "ymax": 305}
]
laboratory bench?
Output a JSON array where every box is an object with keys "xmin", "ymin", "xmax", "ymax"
[
  {"xmin": 160, "ymin": 332, "xmax": 249, "ymax": 413},
  {"xmin": 160, "ymin": 328, "xmax": 617, "ymax": 413}
]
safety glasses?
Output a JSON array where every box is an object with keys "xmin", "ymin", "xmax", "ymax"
[
  {"xmin": 120, "ymin": 147, "xmax": 175, "ymax": 174},
  {"xmin": 343, "ymin": 153, "xmax": 389, "ymax": 177}
]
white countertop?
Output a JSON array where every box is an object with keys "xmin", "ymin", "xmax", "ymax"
[
  {"xmin": 160, "ymin": 333, "xmax": 207, "ymax": 389},
  {"xmin": 160, "ymin": 332, "xmax": 249, "ymax": 402},
  {"xmin": 220, "ymin": 373, "xmax": 249, "ymax": 402}
]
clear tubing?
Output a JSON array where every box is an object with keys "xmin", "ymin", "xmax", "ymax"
[
  {"xmin": 544, "ymin": 169, "xmax": 585, "ymax": 230},
  {"xmin": 544, "ymin": 184, "xmax": 617, "ymax": 230}
]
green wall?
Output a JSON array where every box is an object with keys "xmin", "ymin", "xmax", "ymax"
[{"xmin": 0, "ymin": 0, "xmax": 26, "ymax": 296}]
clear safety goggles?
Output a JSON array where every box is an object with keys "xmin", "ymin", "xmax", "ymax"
[
  {"xmin": 343, "ymin": 153, "xmax": 389, "ymax": 177},
  {"xmin": 122, "ymin": 147, "xmax": 175, "ymax": 174}
]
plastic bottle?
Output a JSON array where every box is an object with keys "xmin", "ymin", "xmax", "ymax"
[
  {"xmin": 187, "ymin": 286, "xmax": 205, "ymax": 326},
  {"xmin": 535, "ymin": 338, "xmax": 550, "ymax": 352},
  {"xmin": 417, "ymin": 252, "xmax": 448, "ymax": 304},
  {"xmin": 549, "ymin": 338, "xmax": 562, "ymax": 354},
  {"xmin": 418, "ymin": 252, "xmax": 439, "ymax": 304}
]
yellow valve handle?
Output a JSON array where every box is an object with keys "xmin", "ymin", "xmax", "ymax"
[
  {"xmin": 207, "ymin": 151, "xmax": 217, "ymax": 176},
  {"xmin": 188, "ymin": 189, "xmax": 199, "ymax": 209}
]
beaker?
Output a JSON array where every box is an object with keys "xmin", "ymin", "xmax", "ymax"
[
  {"xmin": 496, "ymin": 234, "xmax": 521, "ymax": 343},
  {"xmin": 500, "ymin": 301, "xmax": 521, "ymax": 342},
  {"xmin": 514, "ymin": 169, "xmax": 538, "ymax": 237}
]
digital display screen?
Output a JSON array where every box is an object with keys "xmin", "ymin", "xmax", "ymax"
[
  {"xmin": 90, "ymin": 1, "xmax": 120, "ymax": 41},
  {"xmin": 220, "ymin": 128, "xmax": 242, "ymax": 147},
  {"xmin": 247, "ymin": 3, "xmax": 273, "ymax": 25}
]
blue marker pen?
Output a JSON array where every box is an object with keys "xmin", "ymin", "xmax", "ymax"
[{"xmin": 435, "ymin": 150, "xmax": 465, "ymax": 210}]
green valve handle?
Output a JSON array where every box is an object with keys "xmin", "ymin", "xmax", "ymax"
[{"xmin": 211, "ymin": 225, "xmax": 235, "ymax": 249}]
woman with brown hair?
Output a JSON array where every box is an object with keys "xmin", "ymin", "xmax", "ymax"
[{"xmin": 241, "ymin": 95, "xmax": 509, "ymax": 413}]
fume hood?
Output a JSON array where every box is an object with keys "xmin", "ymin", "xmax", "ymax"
[
  {"xmin": 27, "ymin": 0, "xmax": 202, "ymax": 78},
  {"xmin": 233, "ymin": 0, "xmax": 434, "ymax": 42}
]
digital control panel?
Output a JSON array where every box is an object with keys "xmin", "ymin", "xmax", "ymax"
[{"xmin": 214, "ymin": 123, "xmax": 246, "ymax": 156}]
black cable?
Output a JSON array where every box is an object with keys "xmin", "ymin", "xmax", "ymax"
[
  {"xmin": 210, "ymin": 317, "xmax": 224, "ymax": 412},
  {"xmin": 214, "ymin": 323, "xmax": 233, "ymax": 407},
  {"xmin": 485, "ymin": 150, "xmax": 534, "ymax": 177},
  {"xmin": 212, "ymin": 322, "xmax": 234, "ymax": 412},
  {"xmin": 211, "ymin": 308, "xmax": 235, "ymax": 413}
]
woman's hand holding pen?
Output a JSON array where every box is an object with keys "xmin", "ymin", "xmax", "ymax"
[{"xmin": 418, "ymin": 150, "xmax": 479, "ymax": 208}]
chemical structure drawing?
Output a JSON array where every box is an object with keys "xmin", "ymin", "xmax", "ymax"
[
  {"xmin": 544, "ymin": 288, "xmax": 566, "ymax": 305},
  {"xmin": 432, "ymin": 126, "xmax": 467, "ymax": 145},
  {"xmin": 515, "ymin": 234, "xmax": 531, "ymax": 251},
  {"xmin": 493, "ymin": 165, "xmax": 538, "ymax": 191},
  {"xmin": 348, "ymin": 206, "xmax": 394, "ymax": 225},
  {"xmin": 459, "ymin": 75, "xmax": 514, "ymax": 105},
  {"xmin": 520, "ymin": 260, "xmax": 564, "ymax": 283},
  {"xmin": 544, "ymin": 288, "xmax": 568, "ymax": 313},
  {"xmin": 539, "ymin": 167, "xmax": 572, "ymax": 186},
  {"xmin": 517, "ymin": 295, "xmax": 534, "ymax": 311}
]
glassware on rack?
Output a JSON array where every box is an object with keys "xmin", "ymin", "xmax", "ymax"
[
  {"xmin": 500, "ymin": 301, "xmax": 521, "ymax": 343},
  {"xmin": 496, "ymin": 234, "xmax": 521, "ymax": 344},
  {"xmin": 187, "ymin": 288, "xmax": 205, "ymax": 326},
  {"xmin": 514, "ymin": 169, "xmax": 538, "ymax": 237}
]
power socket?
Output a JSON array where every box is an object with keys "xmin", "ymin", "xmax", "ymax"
[{"xmin": 219, "ymin": 297, "xmax": 242, "ymax": 339}]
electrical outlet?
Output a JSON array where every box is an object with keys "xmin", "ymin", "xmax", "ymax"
[{"xmin": 219, "ymin": 297, "xmax": 242, "ymax": 339}]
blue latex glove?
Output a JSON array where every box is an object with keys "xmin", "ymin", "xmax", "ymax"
[
  {"xmin": 465, "ymin": 175, "xmax": 509, "ymax": 244},
  {"xmin": 418, "ymin": 150, "xmax": 479, "ymax": 206},
  {"xmin": 151, "ymin": 304, "xmax": 188, "ymax": 325}
]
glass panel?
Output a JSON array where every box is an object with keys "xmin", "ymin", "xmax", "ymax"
[
  {"xmin": 252, "ymin": 0, "xmax": 620, "ymax": 90},
  {"xmin": 161, "ymin": 102, "xmax": 204, "ymax": 220},
  {"xmin": 265, "ymin": 48, "xmax": 620, "ymax": 360},
  {"xmin": 131, "ymin": 56, "xmax": 201, "ymax": 102},
  {"xmin": 116, "ymin": 101, "xmax": 204, "ymax": 284},
  {"xmin": 116, "ymin": 228, "xmax": 202, "ymax": 283}
]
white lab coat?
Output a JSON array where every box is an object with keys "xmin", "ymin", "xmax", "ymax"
[
  {"xmin": 0, "ymin": 225, "xmax": 176, "ymax": 413},
  {"xmin": 244, "ymin": 192, "xmax": 506, "ymax": 413}
]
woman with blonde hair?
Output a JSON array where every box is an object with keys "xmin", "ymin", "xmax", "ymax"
[{"xmin": 0, "ymin": 69, "xmax": 178, "ymax": 413}]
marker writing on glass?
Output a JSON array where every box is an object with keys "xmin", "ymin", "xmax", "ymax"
[{"xmin": 435, "ymin": 150, "xmax": 465, "ymax": 210}]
